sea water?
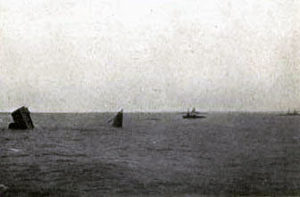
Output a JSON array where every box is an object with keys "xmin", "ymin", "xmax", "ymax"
[{"xmin": 0, "ymin": 112, "xmax": 299, "ymax": 196}]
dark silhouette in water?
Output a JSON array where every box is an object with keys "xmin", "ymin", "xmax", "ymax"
[
  {"xmin": 8, "ymin": 106, "xmax": 34, "ymax": 130},
  {"xmin": 286, "ymin": 109, "xmax": 299, "ymax": 116},
  {"xmin": 281, "ymin": 109, "xmax": 300, "ymax": 116},
  {"xmin": 183, "ymin": 108, "xmax": 206, "ymax": 119},
  {"xmin": 112, "ymin": 109, "xmax": 123, "ymax": 128}
]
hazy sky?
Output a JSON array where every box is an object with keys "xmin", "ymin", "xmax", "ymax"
[{"xmin": 0, "ymin": 0, "xmax": 299, "ymax": 112}]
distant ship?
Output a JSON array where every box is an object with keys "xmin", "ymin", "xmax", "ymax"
[
  {"xmin": 283, "ymin": 109, "xmax": 300, "ymax": 116},
  {"xmin": 183, "ymin": 108, "xmax": 206, "ymax": 119}
]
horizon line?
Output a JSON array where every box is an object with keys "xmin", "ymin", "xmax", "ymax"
[{"xmin": 0, "ymin": 110, "xmax": 289, "ymax": 113}]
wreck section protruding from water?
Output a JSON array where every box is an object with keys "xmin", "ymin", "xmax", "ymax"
[
  {"xmin": 112, "ymin": 109, "xmax": 123, "ymax": 128},
  {"xmin": 8, "ymin": 106, "xmax": 34, "ymax": 130}
]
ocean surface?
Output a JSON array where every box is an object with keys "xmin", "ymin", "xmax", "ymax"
[{"xmin": 0, "ymin": 112, "xmax": 299, "ymax": 196}]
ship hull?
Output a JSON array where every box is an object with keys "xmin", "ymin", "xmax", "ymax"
[
  {"xmin": 183, "ymin": 115, "xmax": 206, "ymax": 119},
  {"xmin": 280, "ymin": 114, "xmax": 300, "ymax": 116}
]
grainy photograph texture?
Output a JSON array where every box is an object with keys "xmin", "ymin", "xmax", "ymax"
[{"xmin": 0, "ymin": 0, "xmax": 299, "ymax": 196}]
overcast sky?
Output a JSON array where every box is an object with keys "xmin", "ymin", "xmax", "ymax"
[{"xmin": 0, "ymin": 0, "xmax": 299, "ymax": 112}]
